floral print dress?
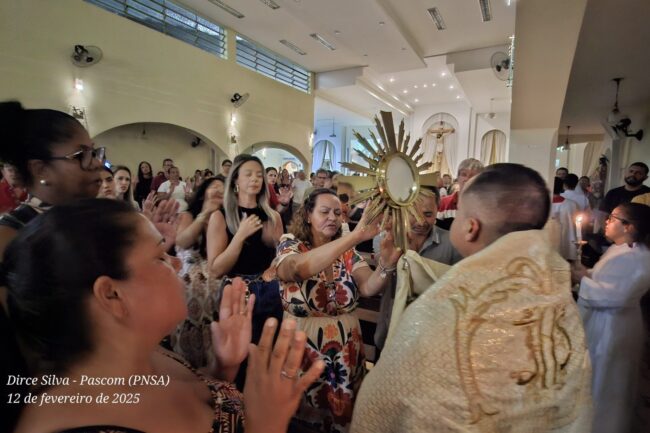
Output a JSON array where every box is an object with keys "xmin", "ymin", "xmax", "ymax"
[{"xmin": 276, "ymin": 234, "xmax": 368, "ymax": 433}]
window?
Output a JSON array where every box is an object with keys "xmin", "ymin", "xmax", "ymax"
[
  {"xmin": 85, "ymin": 0, "xmax": 226, "ymax": 58},
  {"xmin": 236, "ymin": 36, "xmax": 311, "ymax": 93}
]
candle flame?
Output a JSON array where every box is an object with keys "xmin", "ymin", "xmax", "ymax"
[{"xmin": 576, "ymin": 215, "xmax": 583, "ymax": 223}]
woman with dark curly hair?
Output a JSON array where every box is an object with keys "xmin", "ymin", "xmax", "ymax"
[{"xmin": 273, "ymin": 188, "xmax": 401, "ymax": 433}]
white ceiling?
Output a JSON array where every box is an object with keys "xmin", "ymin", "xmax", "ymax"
[
  {"xmin": 560, "ymin": 0, "xmax": 650, "ymax": 135},
  {"xmin": 179, "ymin": 0, "xmax": 516, "ymax": 125}
]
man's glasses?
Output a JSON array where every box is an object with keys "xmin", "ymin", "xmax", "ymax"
[
  {"xmin": 48, "ymin": 147, "xmax": 106, "ymax": 170},
  {"xmin": 607, "ymin": 214, "xmax": 629, "ymax": 225}
]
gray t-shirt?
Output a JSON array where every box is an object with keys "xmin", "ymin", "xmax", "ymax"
[{"xmin": 373, "ymin": 226, "xmax": 462, "ymax": 352}]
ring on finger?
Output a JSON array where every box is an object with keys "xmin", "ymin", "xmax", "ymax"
[{"xmin": 280, "ymin": 369, "xmax": 298, "ymax": 380}]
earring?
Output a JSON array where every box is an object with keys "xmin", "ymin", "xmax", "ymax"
[
  {"xmin": 234, "ymin": 184, "xmax": 239, "ymax": 193},
  {"xmin": 39, "ymin": 179, "xmax": 49, "ymax": 186}
]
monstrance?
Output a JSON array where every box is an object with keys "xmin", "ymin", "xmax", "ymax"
[{"xmin": 340, "ymin": 111, "xmax": 437, "ymax": 251}]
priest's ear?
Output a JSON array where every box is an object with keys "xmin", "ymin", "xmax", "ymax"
[{"xmin": 463, "ymin": 217, "xmax": 481, "ymax": 243}]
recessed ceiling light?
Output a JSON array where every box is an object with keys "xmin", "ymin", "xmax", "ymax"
[
  {"xmin": 258, "ymin": 0, "xmax": 280, "ymax": 10},
  {"xmin": 449, "ymin": 85, "xmax": 454, "ymax": 89},
  {"xmin": 334, "ymin": 30, "xmax": 341, "ymax": 35},
  {"xmin": 389, "ymin": 77, "xmax": 395, "ymax": 82},
  {"xmin": 479, "ymin": 0, "xmax": 492, "ymax": 22},
  {"xmin": 363, "ymin": 53, "xmax": 368, "ymax": 57},
  {"xmin": 279, "ymin": 39, "xmax": 307, "ymax": 55},
  {"xmin": 208, "ymin": 0, "xmax": 245, "ymax": 18},
  {"xmin": 379, "ymin": 21, "xmax": 385, "ymax": 26},
  {"xmin": 414, "ymin": 85, "xmax": 418, "ymax": 88},
  {"xmin": 423, "ymin": 84, "xmax": 428, "ymax": 88},
  {"xmin": 441, "ymin": 71, "xmax": 447, "ymax": 77},
  {"xmin": 456, "ymin": 95, "xmax": 461, "ymax": 99},
  {"xmin": 402, "ymin": 89, "xmax": 408, "ymax": 94},
  {"xmin": 310, "ymin": 33, "xmax": 336, "ymax": 51},
  {"xmin": 432, "ymin": 83, "xmax": 436, "ymax": 87},
  {"xmin": 427, "ymin": 7, "xmax": 446, "ymax": 30},
  {"xmin": 414, "ymin": 98, "xmax": 419, "ymax": 102}
]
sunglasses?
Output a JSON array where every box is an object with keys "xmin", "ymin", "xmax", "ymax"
[{"xmin": 48, "ymin": 146, "xmax": 106, "ymax": 170}]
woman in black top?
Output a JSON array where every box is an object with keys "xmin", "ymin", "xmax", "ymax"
[
  {"xmin": 133, "ymin": 160, "xmax": 153, "ymax": 206},
  {"xmin": 206, "ymin": 155, "xmax": 283, "ymax": 387}
]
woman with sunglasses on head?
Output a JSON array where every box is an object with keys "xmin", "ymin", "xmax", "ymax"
[
  {"xmin": 273, "ymin": 188, "xmax": 401, "ymax": 433},
  {"xmin": 0, "ymin": 100, "xmax": 106, "ymax": 432},
  {"xmin": 4, "ymin": 199, "xmax": 323, "ymax": 433},
  {"xmin": 171, "ymin": 175, "xmax": 226, "ymax": 368},
  {"xmin": 571, "ymin": 203, "xmax": 650, "ymax": 433},
  {"xmin": 207, "ymin": 155, "xmax": 283, "ymax": 388}
]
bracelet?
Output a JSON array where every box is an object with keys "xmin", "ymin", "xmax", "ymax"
[{"xmin": 377, "ymin": 257, "xmax": 396, "ymax": 279}]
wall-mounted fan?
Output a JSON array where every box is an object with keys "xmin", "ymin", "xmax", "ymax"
[
  {"xmin": 71, "ymin": 45, "xmax": 103, "ymax": 67},
  {"xmin": 490, "ymin": 52, "xmax": 510, "ymax": 81},
  {"xmin": 230, "ymin": 92, "xmax": 250, "ymax": 108}
]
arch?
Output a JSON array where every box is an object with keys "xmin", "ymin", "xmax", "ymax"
[
  {"xmin": 312, "ymin": 139, "xmax": 337, "ymax": 171},
  {"xmin": 93, "ymin": 122, "xmax": 228, "ymax": 176},
  {"xmin": 480, "ymin": 129, "xmax": 507, "ymax": 165},
  {"xmin": 420, "ymin": 112, "xmax": 460, "ymax": 175},
  {"xmin": 241, "ymin": 141, "xmax": 310, "ymax": 169}
]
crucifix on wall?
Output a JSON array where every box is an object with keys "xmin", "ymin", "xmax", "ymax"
[{"xmin": 427, "ymin": 115, "xmax": 455, "ymax": 172}]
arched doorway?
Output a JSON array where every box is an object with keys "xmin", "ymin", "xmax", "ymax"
[
  {"xmin": 241, "ymin": 142, "xmax": 309, "ymax": 172},
  {"xmin": 480, "ymin": 130, "xmax": 507, "ymax": 165},
  {"xmin": 312, "ymin": 139, "xmax": 337, "ymax": 171},
  {"xmin": 93, "ymin": 122, "xmax": 227, "ymax": 178}
]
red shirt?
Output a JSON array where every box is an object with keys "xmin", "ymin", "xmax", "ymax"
[
  {"xmin": 268, "ymin": 184, "xmax": 279, "ymax": 209},
  {"xmin": 150, "ymin": 173, "xmax": 167, "ymax": 192},
  {"xmin": 437, "ymin": 192, "xmax": 458, "ymax": 220},
  {"xmin": 0, "ymin": 179, "xmax": 27, "ymax": 213}
]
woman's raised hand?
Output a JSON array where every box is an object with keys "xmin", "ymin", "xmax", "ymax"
[
  {"xmin": 244, "ymin": 318, "xmax": 325, "ymax": 433},
  {"xmin": 235, "ymin": 214, "xmax": 264, "ymax": 240},
  {"xmin": 211, "ymin": 278, "xmax": 255, "ymax": 375},
  {"xmin": 352, "ymin": 205, "xmax": 383, "ymax": 242}
]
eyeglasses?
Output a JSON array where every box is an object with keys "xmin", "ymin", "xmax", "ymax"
[
  {"xmin": 48, "ymin": 146, "xmax": 106, "ymax": 170},
  {"xmin": 607, "ymin": 214, "xmax": 629, "ymax": 225}
]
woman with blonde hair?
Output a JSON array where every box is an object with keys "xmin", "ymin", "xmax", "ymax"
[{"xmin": 207, "ymin": 155, "xmax": 283, "ymax": 386}]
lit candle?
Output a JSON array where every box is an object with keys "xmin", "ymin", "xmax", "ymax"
[{"xmin": 575, "ymin": 215, "xmax": 583, "ymax": 243}]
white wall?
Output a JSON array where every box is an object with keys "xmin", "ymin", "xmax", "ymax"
[
  {"xmin": 252, "ymin": 148, "xmax": 304, "ymax": 173},
  {"xmin": 0, "ymin": 0, "xmax": 314, "ymax": 166},
  {"xmin": 95, "ymin": 123, "xmax": 228, "ymax": 178}
]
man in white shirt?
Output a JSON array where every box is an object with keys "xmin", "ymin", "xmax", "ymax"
[
  {"xmin": 292, "ymin": 170, "xmax": 311, "ymax": 211},
  {"xmin": 562, "ymin": 173, "xmax": 590, "ymax": 211}
]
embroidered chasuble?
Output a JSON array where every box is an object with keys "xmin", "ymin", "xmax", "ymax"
[{"xmin": 351, "ymin": 230, "xmax": 592, "ymax": 433}]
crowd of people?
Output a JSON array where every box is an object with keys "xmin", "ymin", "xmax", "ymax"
[{"xmin": 0, "ymin": 100, "xmax": 649, "ymax": 433}]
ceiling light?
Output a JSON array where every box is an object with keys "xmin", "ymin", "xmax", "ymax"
[
  {"xmin": 449, "ymin": 85, "xmax": 454, "ymax": 89},
  {"xmin": 478, "ymin": 0, "xmax": 492, "ymax": 22},
  {"xmin": 441, "ymin": 71, "xmax": 447, "ymax": 77},
  {"xmin": 310, "ymin": 33, "xmax": 336, "ymax": 51},
  {"xmin": 427, "ymin": 7, "xmax": 447, "ymax": 30},
  {"xmin": 279, "ymin": 39, "xmax": 307, "ymax": 55},
  {"xmin": 414, "ymin": 85, "xmax": 418, "ymax": 88},
  {"xmin": 334, "ymin": 30, "xmax": 341, "ymax": 35},
  {"xmin": 389, "ymin": 77, "xmax": 395, "ymax": 82},
  {"xmin": 74, "ymin": 78, "xmax": 84, "ymax": 91},
  {"xmin": 208, "ymin": 0, "xmax": 245, "ymax": 18},
  {"xmin": 432, "ymin": 83, "xmax": 436, "ymax": 87},
  {"xmin": 414, "ymin": 98, "xmax": 419, "ymax": 102},
  {"xmin": 423, "ymin": 84, "xmax": 428, "ymax": 88},
  {"xmin": 258, "ymin": 0, "xmax": 280, "ymax": 10},
  {"xmin": 403, "ymin": 89, "xmax": 408, "ymax": 94},
  {"xmin": 456, "ymin": 95, "xmax": 461, "ymax": 99}
]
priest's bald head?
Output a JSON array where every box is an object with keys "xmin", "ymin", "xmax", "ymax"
[{"xmin": 450, "ymin": 163, "xmax": 550, "ymax": 257}]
